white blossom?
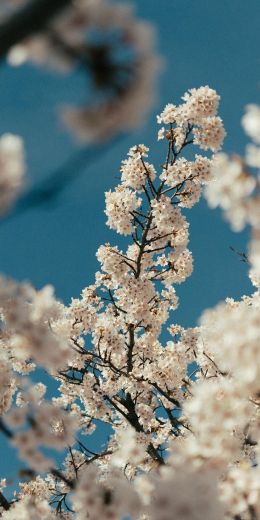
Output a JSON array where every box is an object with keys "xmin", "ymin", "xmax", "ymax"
[
  {"xmin": 0, "ymin": 134, "xmax": 26, "ymax": 215},
  {"xmin": 242, "ymin": 104, "xmax": 260, "ymax": 144}
]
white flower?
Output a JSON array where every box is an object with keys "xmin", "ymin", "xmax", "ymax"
[
  {"xmin": 242, "ymin": 104, "xmax": 260, "ymax": 144},
  {"xmin": 200, "ymin": 300, "xmax": 260, "ymax": 393},
  {"xmin": 0, "ymin": 134, "xmax": 26, "ymax": 215},
  {"xmin": 245, "ymin": 143, "xmax": 260, "ymax": 168},
  {"xmin": 204, "ymin": 153, "xmax": 256, "ymax": 231},
  {"xmin": 105, "ymin": 186, "xmax": 141, "ymax": 235},
  {"xmin": 193, "ymin": 116, "xmax": 226, "ymax": 151}
]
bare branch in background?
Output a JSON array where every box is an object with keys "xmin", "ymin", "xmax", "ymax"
[
  {"xmin": 0, "ymin": 133, "xmax": 125, "ymax": 224},
  {"xmin": 0, "ymin": 0, "xmax": 72, "ymax": 59},
  {"xmin": 0, "ymin": 0, "xmax": 160, "ymax": 144},
  {"xmin": 0, "ymin": 0, "xmax": 160, "ymax": 219}
]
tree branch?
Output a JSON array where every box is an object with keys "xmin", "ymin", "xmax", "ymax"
[
  {"xmin": 0, "ymin": 491, "xmax": 10, "ymax": 511},
  {"xmin": 0, "ymin": 133, "xmax": 126, "ymax": 225},
  {"xmin": 0, "ymin": 0, "xmax": 72, "ymax": 60}
]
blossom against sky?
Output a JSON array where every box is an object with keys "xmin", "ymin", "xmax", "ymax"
[
  {"xmin": 0, "ymin": 1, "xmax": 260, "ymax": 513},
  {"xmin": 0, "ymin": 0, "xmax": 259, "ymax": 326}
]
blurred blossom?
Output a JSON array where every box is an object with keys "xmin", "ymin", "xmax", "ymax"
[
  {"xmin": 4, "ymin": 0, "xmax": 161, "ymax": 142},
  {"xmin": 242, "ymin": 104, "xmax": 260, "ymax": 144},
  {"xmin": 0, "ymin": 134, "xmax": 26, "ymax": 215},
  {"xmin": 0, "ymin": 86, "xmax": 260, "ymax": 520}
]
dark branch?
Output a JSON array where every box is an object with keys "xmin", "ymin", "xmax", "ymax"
[
  {"xmin": 0, "ymin": 0, "xmax": 72, "ymax": 60},
  {"xmin": 0, "ymin": 419, "xmax": 13, "ymax": 439},
  {"xmin": 0, "ymin": 491, "xmax": 10, "ymax": 511},
  {"xmin": 0, "ymin": 133, "xmax": 126, "ymax": 225},
  {"xmin": 51, "ymin": 468, "xmax": 75, "ymax": 489}
]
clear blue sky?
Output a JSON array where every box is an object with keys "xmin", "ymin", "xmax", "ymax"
[{"xmin": 0, "ymin": 0, "xmax": 259, "ymax": 482}]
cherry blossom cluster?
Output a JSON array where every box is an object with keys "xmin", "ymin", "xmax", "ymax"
[
  {"xmin": 0, "ymin": 278, "xmax": 71, "ymax": 372},
  {"xmin": 204, "ymin": 103, "xmax": 260, "ymax": 283},
  {"xmin": 176, "ymin": 105, "xmax": 260, "ymax": 519},
  {"xmin": 1, "ymin": 86, "xmax": 260, "ymax": 520}
]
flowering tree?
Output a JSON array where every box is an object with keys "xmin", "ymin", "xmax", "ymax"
[{"xmin": 0, "ymin": 85, "xmax": 259, "ymax": 520}]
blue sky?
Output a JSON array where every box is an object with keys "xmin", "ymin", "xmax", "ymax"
[{"xmin": 0, "ymin": 0, "xmax": 259, "ymax": 482}]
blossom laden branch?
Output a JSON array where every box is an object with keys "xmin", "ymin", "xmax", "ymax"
[{"xmin": 1, "ymin": 85, "xmax": 260, "ymax": 520}]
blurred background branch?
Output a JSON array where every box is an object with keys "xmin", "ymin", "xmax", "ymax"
[
  {"xmin": 1, "ymin": 133, "xmax": 125, "ymax": 224},
  {"xmin": 0, "ymin": 0, "xmax": 72, "ymax": 59},
  {"xmin": 0, "ymin": 0, "xmax": 160, "ymax": 218}
]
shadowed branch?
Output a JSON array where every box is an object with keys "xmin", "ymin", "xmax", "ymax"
[
  {"xmin": 1, "ymin": 133, "xmax": 126, "ymax": 224},
  {"xmin": 0, "ymin": 0, "xmax": 72, "ymax": 60}
]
